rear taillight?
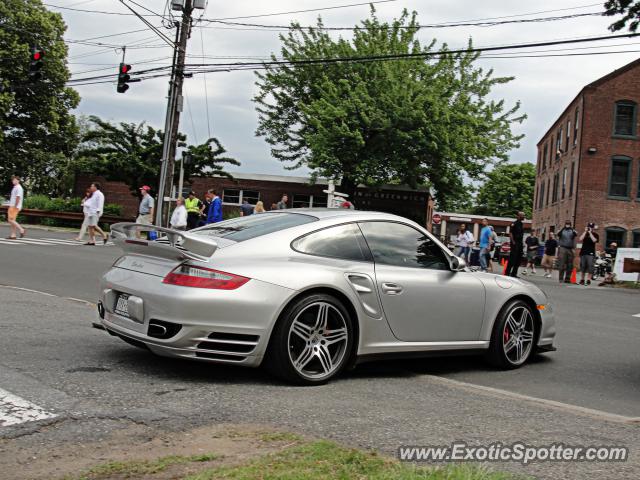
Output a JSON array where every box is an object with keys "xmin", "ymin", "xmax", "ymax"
[{"xmin": 162, "ymin": 264, "xmax": 250, "ymax": 290}]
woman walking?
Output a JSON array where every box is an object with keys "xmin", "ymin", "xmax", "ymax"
[
  {"xmin": 74, "ymin": 188, "xmax": 92, "ymax": 242},
  {"xmin": 254, "ymin": 201, "xmax": 266, "ymax": 213}
]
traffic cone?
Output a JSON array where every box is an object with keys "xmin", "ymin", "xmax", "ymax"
[
  {"xmin": 570, "ymin": 268, "xmax": 577, "ymax": 284},
  {"xmin": 502, "ymin": 259, "xmax": 508, "ymax": 275}
]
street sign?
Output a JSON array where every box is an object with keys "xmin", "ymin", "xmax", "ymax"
[{"xmin": 432, "ymin": 213, "xmax": 442, "ymax": 225}]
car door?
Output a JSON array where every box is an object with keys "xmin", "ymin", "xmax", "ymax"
[{"xmin": 358, "ymin": 221, "xmax": 486, "ymax": 342}]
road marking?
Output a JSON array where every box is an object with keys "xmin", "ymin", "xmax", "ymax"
[
  {"xmin": 0, "ymin": 387, "xmax": 57, "ymax": 427},
  {"xmin": 0, "ymin": 237, "xmax": 114, "ymax": 246},
  {"xmin": 633, "ymin": 313, "xmax": 640, "ymax": 318},
  {"xmin": 0, "ymin": 240, "xmax": 24, "ymax": 245},
  {"xmin": 0, "ymin": 284, "xmax": 96, "ymax": 307},
  {"xmin": 423, "ymin": 375, "xmax": 640, "ymax": 425}
]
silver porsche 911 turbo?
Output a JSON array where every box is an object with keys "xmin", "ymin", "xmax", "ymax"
[{"xmin": 98, "ymin": 209, "xmax": 555, "ymax": 385}]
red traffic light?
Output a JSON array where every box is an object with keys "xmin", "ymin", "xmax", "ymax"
[{"xmin": 120, "ymin": 63, "xmax": 131, "ymax": 74}]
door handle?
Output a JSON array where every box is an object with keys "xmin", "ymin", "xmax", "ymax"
[{"xmin": 381, "ymin": 282, "xmax": 403, "ymax": 295}]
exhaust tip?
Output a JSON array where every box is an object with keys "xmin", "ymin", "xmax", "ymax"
[{"xmin": 147, "ymin": 320, "xmax": 182, "ymax": 339}]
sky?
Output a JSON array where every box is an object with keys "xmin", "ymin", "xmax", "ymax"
[{"xmin": 50, "ymin": 0, "xmax": 639, "ymax": 176}]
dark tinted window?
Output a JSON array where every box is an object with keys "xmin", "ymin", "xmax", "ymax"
[
  {"xmin": 359, "ymin": 222, "xmax": 449, "ymax": 270},
  {"xmin": 609, "ymin": 157, "xmax": 631, "ymax": 197},
  {"xmin": 292, "ymin": 223, "xmax": 370, "ymax": 262},
  {"xmin": 192, "ymin": 213, "xmax": 316, "ymax": 242}
]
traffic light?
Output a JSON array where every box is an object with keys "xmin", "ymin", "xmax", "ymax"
[
  {"xmin": 117, "ymin": 63, "xmax": 132, "ymax": 93},
  {"xmin": 28, "ymin": 46, "xmax": 44, "ymax": 82}
]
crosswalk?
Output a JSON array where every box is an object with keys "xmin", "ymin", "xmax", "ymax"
[{"xmin": 0, "ymin": 237, "xmax": 114, "ymax": 247}]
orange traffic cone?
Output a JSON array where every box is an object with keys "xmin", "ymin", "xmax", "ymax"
[
  {"xmin": 570, "ymin": 268, "xmax": 577, "ymax": 284},
  {"xmin": 502, "ymin": 259, "xmax": 508, "ymax": 275}
]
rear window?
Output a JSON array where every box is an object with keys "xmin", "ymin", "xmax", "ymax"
[{"xmin": 191, "ymin": 212, "xmax": 317, "ymax": 242}]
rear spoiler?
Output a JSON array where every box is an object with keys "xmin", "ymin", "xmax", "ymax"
[{"xmin": 110, "ymin": 223, "xmax": 218, "ymax": 262}]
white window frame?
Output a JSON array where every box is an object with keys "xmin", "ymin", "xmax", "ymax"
[{"xmin": 222, "ymin": 189, "xmax": 260, "ymax": 206}]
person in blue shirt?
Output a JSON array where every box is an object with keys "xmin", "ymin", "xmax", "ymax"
[
  {"xmin": 206, "ymin": 190, "xmax": 223, "ymax": 224},
  {"xmin": 478, "ymin": 218, "xmax": 493, "ymax": 272}
]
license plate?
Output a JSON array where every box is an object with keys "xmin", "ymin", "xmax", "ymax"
[{"xmin": 114, "ymin": 294, "xmax": 130, "ymax": 318}]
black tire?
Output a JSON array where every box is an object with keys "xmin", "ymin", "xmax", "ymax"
[
  {"xmin": 486, "ymin": 299, "xmax": 536, "ymax": 369},
  {"xmin": 265, "ymin": 293, "xmax": 354, "ymax": 385}
]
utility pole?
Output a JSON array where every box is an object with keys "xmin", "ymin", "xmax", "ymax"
[{"xmin": 155, "ymin": 0, "xmax": 193, "ymax": 227}]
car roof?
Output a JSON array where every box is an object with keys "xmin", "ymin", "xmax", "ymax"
[{"xmin": 269, "ymin": 208, "xmax": 395, "ymax": 219}]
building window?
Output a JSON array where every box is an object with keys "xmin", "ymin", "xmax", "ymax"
[
  {"xmin": 633, "ymin": 230, "xmax": 640, "ymax": 248},
  {"xmin": 608, "ymin": 156, "xmax": 632, "ymax": 198},
  {"xmin": 537, "ymin": 150, "xmax": 542, "ymax": 173},
  {"xmin": 605, "ymin": 227, "xmax": 626, "ymax": 248},
  {"xmin": 552, "ymin": 173, "xmax": 559, "ymax": 203},
  {"xmin": 565, "ymin": 121, "xmax": 571, "ymax": 151},
  {"xmin": 546, "ymin": 178, "xmax": 551, "ymax": 206},
  {"xmin": 542, "ymin": 143, "xmax": 548, "ymax": 170},
  {"xmin": 556, "ymin": 129, "xmax": 562, "ymax": 158},
  {"xmin": 613, "ymin": 101, "xmax": 637, "ymax": 137},
  {"xmin": 569, "ymin": 161, "xmax": 575, "ymax": 197},
  {"xmin": 222, "ymin": 189, "xmax": 260, "ymax": 205},
  {"xmin": 292, "ymin": 194, "xmax": 327, "ymax": 208},
  {"xmin": 573, "ymin": 108, "xmax": 580, "ymax": 145},
  {"xmin": 562, "ymin": 167, "xmax": 567, "ymax": 199},
  {"xmin": 538, "ymin": 181, "xmax": 545, "ymax": 210}
]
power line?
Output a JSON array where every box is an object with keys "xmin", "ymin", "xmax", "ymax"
[
  {"xmin": 117, "ymin": 0, "xmax": 177, "ymax": 49},
  {"xmin": 204, "ymin": 11, "xmax": 605, "ymax": 31},
  {"xmin": 200, "ymin": 27, "xmax": 212, "ymax": 139}
]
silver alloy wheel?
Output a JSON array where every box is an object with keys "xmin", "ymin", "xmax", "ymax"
[
  {"xmin": 287, "ymin": 301, "xmax": 349, "ymax": 380},
  {"xmin": 502, "ymin": 305, "xmax": 534, "ymax": 366}
]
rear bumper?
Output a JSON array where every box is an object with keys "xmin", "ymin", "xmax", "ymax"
[{"xmin": 98, "ymin": 266, "xmax": 294, "ymax": 367}]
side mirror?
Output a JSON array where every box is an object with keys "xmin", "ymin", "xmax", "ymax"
[{"xmin": 450, "ymin": 256, "xmax": 467, "ymax": 271}]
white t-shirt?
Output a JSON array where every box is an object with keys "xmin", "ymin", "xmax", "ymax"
[
  {"xmin": 94, "ymin": 190, "xmax": 105, "ymax": 216},
  {"xmin": 170, "ymin": 205, "xmax": 187, "ymax": 228},
  {"xmin": 10, "ymin": 184, "xmax": 24, "ymax": 209},
  {"xmin": 84, "ymin": 192, "xmax": 100, "ymax": 216},
  {"xmin": 456, "ymin": 231, "xmax": 474, "ymax": 248}
]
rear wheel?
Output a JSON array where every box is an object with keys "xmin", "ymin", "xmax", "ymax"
[
  {"xmin": 266, "ymin": 293, "xmax": 353, "ymax": 385},
  {"xmin": 487, "ymin": 299, "xmax": 536, "ymax": 369}
]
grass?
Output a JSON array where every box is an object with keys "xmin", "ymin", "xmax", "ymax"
[
  {"xmin": 184, "ymin": 440, "xmax": 521, "ymax": 480},
  {"xmin": 64, "ymin": 453, "xmax": 218, "ymax": 480},
  {"xmin": 611, "ymin": 281, "xmax": 640, "ymax": 289}
]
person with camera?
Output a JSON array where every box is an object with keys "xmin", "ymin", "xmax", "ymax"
[{"xmin": 578, "ymin": 222, "xmax": 599, "ymax": 286}]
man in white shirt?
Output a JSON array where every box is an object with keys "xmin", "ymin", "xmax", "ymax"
[
  {"xmin": 85, "ymin": 182, "xmax": 108, "ymax": 245},
  {"xmin": 170, "ymin": 197, "xmax": 188, "ymax": 230},
  {"xmin": 7, "ymin": 175, "xmax": 26, "ymax": 239}
]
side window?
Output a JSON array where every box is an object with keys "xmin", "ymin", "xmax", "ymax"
[
  {"xmin": 359, "ymin": 221, "xmax": 449, "ymax": 270},
  {"xmin": 292, "ymin": 223, "xmax": 371, "ymax": 262}
]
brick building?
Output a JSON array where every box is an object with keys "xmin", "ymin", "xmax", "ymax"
[
  {"xmin": 75, "ymin": 172, "xmax": 435, "ymax": 228},
  {"xmin": 532, "ymin": 58, "xmax": 640, "ymax": 248}
]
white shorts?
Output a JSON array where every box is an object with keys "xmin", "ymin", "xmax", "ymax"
[
  {"xmin": 87, "ymin": 214, "xmax": 99, "ymax": 227},
  {"xmin": 136, "ymin": 214, "xmax": 153, "ymax": 226}
]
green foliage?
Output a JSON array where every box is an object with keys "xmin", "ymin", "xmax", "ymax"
[
  {"xmin": 0, "ymin": 0, "xmax": 80, "ymax": 195},
  {"xmin": 254, "ymin": 8, "xmax": 525, "ymax": 209},
  {"xmin": 604, "ymin": 0, "xmax": 640, "ymax": 31},
  {"xmin": 473, "ymin": 162, "xmax": 536, "ymax": 218},
  {"xmin": 76, "ymin": 116, "xmax": 239, "ymax": 196},
  {"xmin": 22, "ymin": 194, "xmax": 122, "ymax": 215}
]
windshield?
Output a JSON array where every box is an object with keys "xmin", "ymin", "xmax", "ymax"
[{"xmin": 191, "ymin": 212, "xmax": 318, "ymax": 243}]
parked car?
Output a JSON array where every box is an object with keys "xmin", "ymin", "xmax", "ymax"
[{"xmin": 99, "ymin": 210, "xmax": 556, "ymax": 385}]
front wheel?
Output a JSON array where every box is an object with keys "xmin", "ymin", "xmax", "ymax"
[
  {"xmin": 486, "ymin": 299, "xmax": 536, "ymax": 369},
  {"xmin": 265, "ymin": 294, "xmax": 353, "ymax": 385}
]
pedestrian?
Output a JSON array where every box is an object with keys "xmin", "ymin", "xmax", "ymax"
[
  {"xmin": 200, "ymin": 190, "xmax": 213, "ymax": 227},
  {"xmin": 270, "ymin": 202, "xmax": 278, "ymax": 211},
  {"xmin": 74, "ymin": 188, "xmax": 92, "ymax": 242},
  {"xmin": 6, "ymin": 175, "xmax": 26, "ymax": 239},
  {"xmin": 84, "ymin": 183, "xmax": 107, "ymax": 246},
  {"xmin": 505, "ymin": 211, "xmax": 525, "ymax": 278},
  {"xmin": 240, "ymin": 199, "xmax": 254, "ymax": 216},
  {"xmin": 541, "ymin": 232, "xmax": 558, "ymax": 278},
  {"xmin": 578, "ymin": 222, "xmax": 599, "ymax": 286},
  {"xmin": 522, "ymin": 232, "xmax": 540, "ymax": 275},
  {"xmin": 276, "ymin": 194, "xmax": 288, "ymax": 209},
  {"xmin": 185, "ymin": 191, "xmax": 203, "ymax": 230},
  {"xmin": 454, "ymin": 223, "xmax": 474, "ymax": 262},
  {"xmin": 91, "ymin": 183, "xmax": 109, "ymax": 245},
  {"xmin": 136, "ymin": 186, "xmax": 155, "ymax": 238},
  {"xmin": 478, "ymin": 218, "xmax": 492, "ymax": 272},
  {"xmin": 254, "ymin": 201, "xmax": 266, "ymax": 213},
  {"xmin": 556, "ymin": 220, "xmax": 578, "ymax": 283},
  {"xmin": 599, "ymin": 241, "xmax": 618, "ymax": 286},
  {"xmin": 206, "ymin": 189, "xmax": 223, "ymax": 224},
  {"xmin": 170, "ymin": 197, "xmax": 188, "ymax": 230},
  {"xmin": 487, "ymin": 226, "xmax": 499, "ymax": 272}
]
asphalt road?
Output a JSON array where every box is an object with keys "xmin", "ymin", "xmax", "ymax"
[{"xmin": 1, "ymin": 224, "xmax": 639, "ymax": 479}]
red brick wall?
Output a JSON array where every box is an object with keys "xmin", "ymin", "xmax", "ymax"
[
  {"xmin": 74, "ymin": 174, "xmax": 139, "ymax": 219},
  {"xmin": 532, "ymin": 61, "xmax": 640, "ymax": 247}
]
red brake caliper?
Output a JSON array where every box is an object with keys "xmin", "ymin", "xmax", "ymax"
[{"xmin": 503, "ymin": 327, "xmax": 510, "ymax": 343}]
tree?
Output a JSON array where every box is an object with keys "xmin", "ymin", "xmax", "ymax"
[
  {"xmin": 604, "ymin": 0, "xmax": 640, "ymax": 31},
  {"xmin": 254, "ymin": 8, "xmax": 524, "ymax": 209},
  {"xmin": 0, "ymin": 0, "xmax": 80, "ymax": 194},
  {"xmin": 77, "ymin": 116, "xmax": 239, "ymax": 195},
  {"xmin": 473, "ymin": 162, "xmax": 535, "ymax": 218}
]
